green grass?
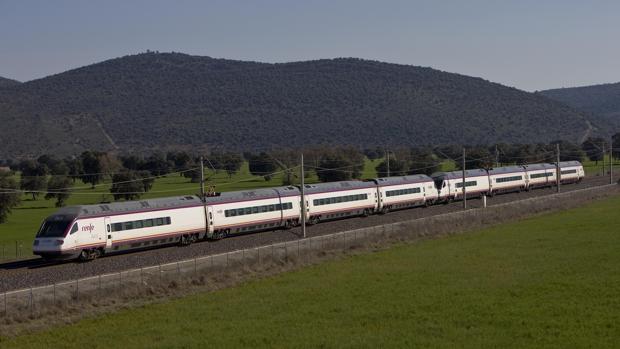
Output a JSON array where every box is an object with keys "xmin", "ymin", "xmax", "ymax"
[
  {"xmin": 3, "ymin": 194, "xmax": 619, "ymax": 348},
  {"xmin": 582, "ymin": 154, "xmax": 619, "ymax": 175}
]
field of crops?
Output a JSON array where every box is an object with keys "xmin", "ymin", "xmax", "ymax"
[{"xmin": 2, "ymin": 192, "xmax": 618, "ymax": 348}]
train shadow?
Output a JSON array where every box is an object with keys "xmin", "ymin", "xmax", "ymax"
[{"xmin": 0, "ymin": 257, "xmax": 71, "ymax": 270}]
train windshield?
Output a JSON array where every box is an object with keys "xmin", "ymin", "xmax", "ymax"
[{"xmin": 37, "ymin": 220, "xmax": 72, "ymax": 238}]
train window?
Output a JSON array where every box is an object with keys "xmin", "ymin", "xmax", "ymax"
[
  {"xmin": 237, "ymin": 208, "xmax": 244, "ymax": 216},
  {"xmin": 269, "ymin": 204, "xmax": 275, "ymax": 211},
  {"xmin": 165, "ymin": 217, "xmax": 171, "ymax": 225},
  {"xmin": 134, "ymin": 220, "xmax": 144, "ymax": 229},
  {"xmin": 260, "ymin": 206, "xmax": 268, "ymax": 213},
  {"xmin": 113, "ymin": 223, "xmax": 123, "ymax": 232},
  {"xmin": 275, "ymin": 204, "xmax": 281, "ymax": 210},
  {"xmin": 252, "ymin": 206, "xmax": 259, "ymax": 214},
  {"xmin": 155, "ymin": 218, "xmax": 164, "ymax": 226},
  {"xmin": 124, "ymin": 222, "xmax": 134, "ymax": 230},
  {"xmin": 144, "ymin": 219, "xmax": 154, "ymax": 227},
  {"xmin": 70, "ymin": 223, "xmax": 78, "ymax": 235},
  {"xmin": 245, "ymin": 207, "xmax": 252, "ymax": 215}
]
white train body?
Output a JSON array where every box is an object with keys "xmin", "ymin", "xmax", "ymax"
[
  {"xmin": 559, "ymin": 161, "xmax": 585, "ymax": 183},
  {"xmin": 303, "ymin": 181, "xmax": 377, "ymax": 224},
  {"xmin": 488, "ymin": 166, "xmax": 527, "ymax": 195},
  {"xmin": 205, "ymin": 186, "xmax": 301, "ymax": 239},
  {"xmin": 34, "ymin": 196, "xmax": 206, "ymax": 259},
  {"xmin": 33, "ymin": 161, "xmax": 585, "ymax": 261},
  {"xmin": 374, "ymin": 175, "xmax": 438, "ymax": 212},
  {"xmin": 432, "ymin": 169, "xmax": 491, "ymax": 201},
  {"xmin": 523, "ymin": 163, "xmax": 557, "ymax": 189}
]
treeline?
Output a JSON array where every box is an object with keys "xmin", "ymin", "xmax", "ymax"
[{"xmin": 1, "ymin": 135, "xmax": 619, "ymax": 224}]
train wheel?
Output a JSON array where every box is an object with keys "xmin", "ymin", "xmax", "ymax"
[{"xmin": 78, "ymin": 249, "xmax": 96, "ymax": 262}]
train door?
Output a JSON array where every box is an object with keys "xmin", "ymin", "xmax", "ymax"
[
  {"xmin": 104, "ymin": 217, "xmax": 112, "ymax": 249},
  {"xmin": 206, "ymin": 206, "xmax": 215, "ymax": 236}
]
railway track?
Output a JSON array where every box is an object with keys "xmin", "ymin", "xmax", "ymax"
[{"xmin": 0, "ymin": 175, "xmax": 616, "ymax": 293}]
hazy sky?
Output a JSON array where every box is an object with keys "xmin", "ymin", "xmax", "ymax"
[{"xmin": 1, "ymin": 0, "xmax": 619, "ymax": 91}]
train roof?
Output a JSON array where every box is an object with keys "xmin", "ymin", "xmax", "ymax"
[
  {"xmin": 487, "ymin": 165, "xmax": 525, "ymax": 175},
  {"xmin": 559, "ymin": 161, "xmax": 582, "ymax": 167},
  {"xmin": 431, "ymin": 168, "xmax": 488, "ymax": 180},
  {"xmin": 302, "ymin": 180, "xmax": 376, "ymax": 194},
  {"xmin": 204, "ymin": 186, "xmax": 300, "ymax": 204},
  {"xmin": 372, "ymin": 174, "xmax": 433, "ymax": 186},
  {"xmin": 56, "ymin": 195, "xmax": 203, "ymax": 218},
  {"xmin": 523, "ymin": 163, "xmax": 555, "ymax": 171}
]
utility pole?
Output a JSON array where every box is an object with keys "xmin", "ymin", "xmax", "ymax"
[
  {"xmin": 386, "ymin": 147, "xmax": 390, "ymax": 177},
  {"xmin": 300, "ymin": 153, "xmax": 306, "ymax": 238},
  {"xmin": 495, "ymin": 145, "xmax": 499, "ymax": 168},
  {"xmin": 602, "ymin": 142, "xmax": 606, "ymax": 177},
  {"xmin": 462, "ymin": 147, "xmax": 467, "ymax": 209},
  {"xmin": 200, "ymin": 156, "xmax": 205, "ymax": 200},
  {"xmin": 556, "ymin": 143, "xmax": 561, "ymax": 193},
  {"xmin": 610, "ymin": 140, "xmax": 614, "ymax": 184},
  {"xmin": 200, "ymin": 156, "xmax": 209, "ymax": 237}
]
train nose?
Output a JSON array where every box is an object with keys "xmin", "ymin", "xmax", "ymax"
[{"xmin": 33, "ymin": 238, "xmax": 64, "ymax": 251}]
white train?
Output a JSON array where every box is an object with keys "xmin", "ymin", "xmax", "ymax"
[{"xmin": 33, "ymin": 161, "xmax": 584, "ymax": 261}]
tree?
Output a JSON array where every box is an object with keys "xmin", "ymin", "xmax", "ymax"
[
  {"xmin": 613, "ymin": 133, "xmax": 620, "ymax": 160},
  {"xmin": 137, "ymin": 170, "xmax": 155, "ymax": 193},
  {"xmin": 0, "ymin": 171, "xmax": 21, "ymax": 223},
  {"xmin": 455, "ymin": 147, "xmax": 493, "ymax": 170},
  {"xmin": 550, "ymin": 140, "xmax": 585, "ymax": 162},
  {"xmin": 45, "ymin": 176, "xmax": 72, "ymax": 207},
  {"xmin": 64, "ymin": 156, "xmax": 83, "ymax": 183},
  {"xmin": 167, "ymin": 151, "xmax": 192, "ymax": 172},
  {"xmin": 110, "ymin": 170, "xmax": 144, "ymax": 201},
  {"xmin": 99, "ymin": 152, "xmax": 122, "ymax": 179},
  {"xmin": 581, "ymin": 137, "xmax": 608, "ymax": 163},
  {"xmin": 37, "ymin": 154, "xmax": 69, "ymax": 175},
  {"xmin": 408, "ymin": 148, "xmax": 441, "ymax": 175},
  {"xmin": 141, "ymin": 153, "xmax": 171, "ymax": 176},
  {"xmin": 375, "ymin": 158, "xmax": 408, "ymax": 177},
  {"xmin": 248, "ymin": 152, "xmax": 277, "ymax": 181},
  {"xmin": 81, "ymin": 151, "xmax": 104, "ymax": 189},
  {"xmin": 120, "ymin": 155, "xmax": 144, "ymax": 171},
  {"xmin": 213, "ymin": 152, "xmax": 243, "ymax": 179},
  {"xmin": 19, "ymin": 160, "xmax": 48, "ymax": 200}
]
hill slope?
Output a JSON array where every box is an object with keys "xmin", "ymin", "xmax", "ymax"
[
  {"xmin": 0, "ymin": 52, "xmax": 591, "ymax": 158},
  {"xmin": 0, "ymin": 76, "xmax": 20, "ymax": 87},
  {"xmin": 540, "ymin": 82, "xmax": 620, "ymax": 134}
]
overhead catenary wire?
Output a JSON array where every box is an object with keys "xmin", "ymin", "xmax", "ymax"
[{"xmin": 0, "ymin": 166, "xmax": 301, "ymax": 196}]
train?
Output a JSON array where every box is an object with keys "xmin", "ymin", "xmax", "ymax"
[{"xmin": 32, "ymin": 161, "xmax": 585, "ymax": 261}]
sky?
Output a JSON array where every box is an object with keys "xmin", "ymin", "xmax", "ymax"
[{"xmin": 1, "ymin": 0, "xmax": 619, "ymax": 91}]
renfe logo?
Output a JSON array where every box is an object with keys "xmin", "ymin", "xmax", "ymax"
[{"xmin": 81, "ymin": 224, "xmax": 95, "ymax": 232}]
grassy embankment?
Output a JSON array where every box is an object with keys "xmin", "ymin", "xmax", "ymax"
[{"xmin": 2, "ymin": 192, "xmax": 619, "ymax": 348}]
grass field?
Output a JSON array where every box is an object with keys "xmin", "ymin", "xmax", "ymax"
[{"xmin": 2, "ymin": 194, "xmax": 619, "ymax": 348}]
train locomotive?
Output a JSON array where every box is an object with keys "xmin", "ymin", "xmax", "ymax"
[{"xmin": 33, "ymin": 161, "xmax": 584, "ymax": 261}]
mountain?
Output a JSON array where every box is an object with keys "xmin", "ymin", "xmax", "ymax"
[
  {"xmin": 0, "ymin": 52, "xmax": 592, "ymax": 158},
  {"xmin": 540, "ymin": 82, "xmax": 620, "ymax": 134},
  {"xmin": 0, "ymin": 76, "xmax": 21, "ymax": 87}
]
